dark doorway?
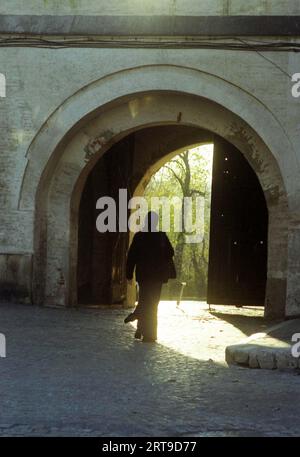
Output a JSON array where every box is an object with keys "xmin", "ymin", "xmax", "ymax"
[
  {"xmin": 207, "ymin": 136, "xmax": 268, "ymax": 306},
  {"xmin": 77, "ymin": 135, "xmax": 133, "ymax": 305},
  {"xmin": 77, "ymin": 128, "xmax": 268, "ymax": 307}
]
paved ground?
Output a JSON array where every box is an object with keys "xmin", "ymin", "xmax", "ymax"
[{"xmin": 0, "ymin": 301, "xmax": 299, "ymax": 437}]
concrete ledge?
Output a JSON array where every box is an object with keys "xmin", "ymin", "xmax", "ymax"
[
  {"xmin": 0, "ymin": 15, "xmax": 300, "ymax": 36},
  {"xmin": 226, "ymin": 319, "xmax": 300, "ymax": 370}
]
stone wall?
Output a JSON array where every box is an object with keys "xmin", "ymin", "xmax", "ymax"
[{"xmin": 0, "ymin": 5, "xmax": 299, "ymax": 316}]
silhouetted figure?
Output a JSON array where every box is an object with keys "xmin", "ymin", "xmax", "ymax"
[{"xmin": 125, "ymin": 211, "xmax": 176, "ymax": 342}]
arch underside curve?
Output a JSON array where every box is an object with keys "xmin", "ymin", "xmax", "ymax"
[{"xmin": 22, "ymin": 66, "xmax": 291, "ymax": 318}]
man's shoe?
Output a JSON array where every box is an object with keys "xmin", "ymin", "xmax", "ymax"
[{"xmin": 124, "ymin": 312, "xmax": 137, "ymax": 324}]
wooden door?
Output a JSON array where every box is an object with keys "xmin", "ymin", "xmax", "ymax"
[{"xmin": 207, "ymin": 137, "xmax": 268, "ymax": 305}]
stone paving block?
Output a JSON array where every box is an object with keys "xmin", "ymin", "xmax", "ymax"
[
  {"xmin": 232, "ymin": 347, "xmax": 249, "ymax": 365},
  {"xmin": 225, "ymin": 319, "xmax": 300, "ymax": 370},
  {"xmin": 275, "ymin": 351, "xmax": 299, "ymax": 370},
  {"xmin": 248, "ymin": 351, "xmax": 259, "ymax": 369},
  {"xmin": 257, "ymin": 350, "xmax": 276, "ymax": 370}
]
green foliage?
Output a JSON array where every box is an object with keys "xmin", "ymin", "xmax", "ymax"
[{"xmin": 144, "ymin": 145, "xmax": 214, "ymax": 300}]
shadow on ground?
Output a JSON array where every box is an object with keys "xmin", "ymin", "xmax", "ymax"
[{"xmin": 209, "ymin": 310, "xmax": 276, "ymax": 337}]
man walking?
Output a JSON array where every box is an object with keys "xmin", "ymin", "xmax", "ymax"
[{"xmin": 125, "ymin": 211, "xmax": 176, "ymax": 342}]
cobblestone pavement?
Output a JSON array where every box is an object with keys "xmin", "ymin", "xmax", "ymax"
[{"xmin": 0, "ymin": 301, "xmax": 299, "ymax": 437}]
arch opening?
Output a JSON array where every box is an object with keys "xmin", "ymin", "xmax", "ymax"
[
  {"xmin": 76, "ymin": 125, "xmax": 268, "ymax": 312},
  {"xmin": 31, "ymin": 90, "xmax": 289, "ymax": 319}
]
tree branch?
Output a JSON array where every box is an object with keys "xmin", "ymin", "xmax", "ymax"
[
  {"xmin": 190, "ymin": 188, "xmax": 206, "ymax": 198},
  {"xmin": 172, "ymin": 158, "xmax": 186, "ymax": 175},
  {"xmin": 164, "ymin": 165, "xmax": 185, "ymax": 193}
]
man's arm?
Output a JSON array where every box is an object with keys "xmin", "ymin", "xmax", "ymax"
[
  {"xmin": 163, "ymin": 233, "xmax": 175, "ymax": 258},
  {"xmin": 126, "ymin": 234, "xmax": 139, "ymax": 280}
]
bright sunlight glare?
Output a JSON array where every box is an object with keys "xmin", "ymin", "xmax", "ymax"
[{"xmin": 131, "ymin": 300, "xmax": 264, "ymax": 363}]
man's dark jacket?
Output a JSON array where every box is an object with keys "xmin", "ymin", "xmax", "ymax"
[{"xmin": 126, "ymin": 231, "xmax": 175, "ymax": 283}]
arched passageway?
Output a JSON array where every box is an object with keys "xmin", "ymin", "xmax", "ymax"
[
  {"xmin": 76, "ymin": 125, "xmax": 268, "ymax": 311},
  {"xmin": 20, "ymin": 72, "xmax": 290, "ymax": 317}
]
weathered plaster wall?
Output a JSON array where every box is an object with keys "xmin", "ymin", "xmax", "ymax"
[
  {"xmin": 0, "ymin": 47, "xmax": 298, "ymax": 216},
  {"xmin": 0, "ymin": 5, "xmax": 300, "ymax": 315},
  {"xmin": 0, "ymin": 0, "xmax": 299, "ymax": 16}
]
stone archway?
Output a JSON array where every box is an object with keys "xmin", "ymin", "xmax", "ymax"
[
  {"xmin": 20, "ymin": 65, "xmax": 295, "ymax": 317},
  {"xmin": 76, "ymin": 125, "xmax": 214, "ymax": 307}
]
